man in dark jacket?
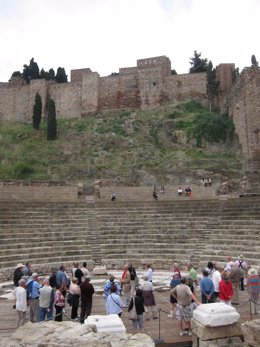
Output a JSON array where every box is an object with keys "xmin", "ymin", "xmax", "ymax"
[
  {"xmin": 80, "ymin": 276, "xmax": 94, "ymax": 324},
  {"xmin": 13, "ymin": 263, "xmax": 25, "ymax": 287}
]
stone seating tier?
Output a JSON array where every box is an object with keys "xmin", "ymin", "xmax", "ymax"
[{"xmin": 0, "ymin": 198, "xmax": 260, "ymax": 281}]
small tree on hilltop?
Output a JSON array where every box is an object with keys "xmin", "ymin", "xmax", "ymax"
[
  {"xmin": 47, "ymin": 98, "xmax": 57, "ymax": 140},
  {"xmin": 55, "ymin": 67, "xmax": 68, "ymax": 83},
  {"xmin": 22, "ymin": 58, "xmax": 40, "ymax": 83},
  {"xmin": 189, "ymin": 50, "xmax": 208, "ymax": 73},
  {"xmin": 251, "ymin": 55, "xmax": 259, "ymax": 68},
  {"xmin": 32, "ymin": 92, "xmax": 42, "ymax": 129},
  {"xmin": 206, "ymin": 61, "xmax": 219, "ymax": 112}
]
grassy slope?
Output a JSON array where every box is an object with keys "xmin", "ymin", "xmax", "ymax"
[{"xmin": 0, "ymin": 102, "xmax": 243, "ymax": 187}]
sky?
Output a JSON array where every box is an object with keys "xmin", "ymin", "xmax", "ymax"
[{"xmin": 0, "ymin": 0, "xmax": 259, "ymax": 82}]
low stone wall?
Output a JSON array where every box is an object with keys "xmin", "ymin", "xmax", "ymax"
[{"xmin": 0, "ymin": 182, "xmax": 79, "ymax": 202}]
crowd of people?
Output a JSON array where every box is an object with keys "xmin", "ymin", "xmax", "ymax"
[{"xmin": 11, "ymin": 256, "xmax": 260, "ymax": 337}]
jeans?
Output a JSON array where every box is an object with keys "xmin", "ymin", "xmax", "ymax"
[{"xmin": 38, "ymin": 307, "xmax": 53, "ymax": 322}]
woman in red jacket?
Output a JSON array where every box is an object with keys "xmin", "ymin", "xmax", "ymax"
[{"xmin": 219, "ymin": 271, "xmax": 233, "ymax": 305}]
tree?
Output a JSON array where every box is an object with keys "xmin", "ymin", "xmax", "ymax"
[
  {"xmin": 11, "ymin": 71, "xmax": 22, "ymax": 78},
  {"xmin": 22, "ymin": 58, "xmax": 40, "ymax": 83},
  {"xmin": 189, "ymin": 50, "xmax": 208, "ymax": 73},
  {"xmin": 32, "ymin": 92, "xmax": 42, "ymax": 129},
  {"xmin": 251, "ymin": 55, "xmax": 259, "ymax": 68},
  {"xmin": 47, "ymin": 98, "xmax": 57, "ymax": 140},
  {"xmin": 232, "ymin": 67, "xmax": 240, "ymax": 82},
  {"xmin": 206, "ymin": 61, "xmax": 219, "ymax": 112},
  {"xmin": 55, "ymin": 67, "xmax": 68, "ymax": 83}
]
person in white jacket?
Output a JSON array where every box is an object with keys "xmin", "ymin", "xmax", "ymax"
[{"xmin": 13, "ymin": 278, "xmax": 27, "ymax": 327}]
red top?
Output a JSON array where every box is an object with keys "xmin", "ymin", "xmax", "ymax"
[{"xmin": 219, "ymin": 279, "xmax": 233, "ymax": 301}]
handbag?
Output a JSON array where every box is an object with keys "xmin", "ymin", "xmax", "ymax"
[{"xmin": 128, "ymin": 297, "xmax": 137, "ymax": 320}]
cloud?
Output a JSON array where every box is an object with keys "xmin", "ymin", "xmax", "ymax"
[{"xmin": 0, "ymin": 0, "xmax": 259, "ymax": 82}]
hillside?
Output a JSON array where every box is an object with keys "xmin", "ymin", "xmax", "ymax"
[{"xmin": 0, "ymin": 101, "xmax": 243, "ymax": 190}]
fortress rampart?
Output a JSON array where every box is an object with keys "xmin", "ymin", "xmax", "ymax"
[{"xmin": 0, "ymin": 55, "xmax": 260, "ymax": 175}]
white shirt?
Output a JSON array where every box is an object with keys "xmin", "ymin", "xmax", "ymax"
[
  {"xmin": 13, "ymin": 286, "xmax": 27, "ymax": 312},
  {"xmin": 145, "ymin": 268, "xmax": 153, "ymax": 282},
  {"xmin": 212, "ymin": 270, "xmax": 221, "ymax": 292}
]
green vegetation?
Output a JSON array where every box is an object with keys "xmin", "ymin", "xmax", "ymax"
[
  {"xmin": 32, "ymin": 92, "xmax": 42, "ymax": 130},
  {"xmin": 0, "ymin": 101, "xmax": 241, "ymax": 183},
  {"xmin": 47, "ymin": 99, "xmax": 57, "ymax": 140}
]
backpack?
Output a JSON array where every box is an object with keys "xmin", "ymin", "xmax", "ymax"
[
  {"xmin": 129, "ymin": 267, "xmax": 136, "ymax": 281},
  {"xmin": 238, "ymin": 260, "xmax": 245, "ymax": 277},
  {"xmin": 26, "ymin": 280, "xmax": 34, "ymax": 299},
  {"xmin": 49, "ymin": 273, "xmax": 57, "ymax": 288}
]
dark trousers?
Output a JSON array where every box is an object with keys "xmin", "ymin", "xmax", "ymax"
[
  {"xmin": 80, "ymin": 300, "xmax": 92, "ymax": 324},
  {"xmin": 240, "ymin": 278, "xmax": 244, "ymax": 291},
  {"xmin": 55, "ymin": 305, "xmax": 63, "ymax": 322},
  {"xmin": 202, "ymin": 293, "xmax": 215, "ymax": 304},
  {"xmin": 71, "ymin": 295, "xmax": 80, "ymax": 319}
]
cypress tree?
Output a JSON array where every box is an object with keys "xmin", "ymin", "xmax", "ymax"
[
  {"xmin": 47, "ymin": 98, "xmax": 57, "ymax": 140},
  {"xmin": 32, "ymin": 92, "xmax": 42, "ymax": 129}
]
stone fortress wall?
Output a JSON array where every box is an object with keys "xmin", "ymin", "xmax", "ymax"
[{"xmin": 0, "ymin": 55, "xmax": 260, "ymax": 173}]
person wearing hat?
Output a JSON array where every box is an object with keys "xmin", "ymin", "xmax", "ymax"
[
  {"xmin": 247, "ymin": 268, "xmax": 260, "ymax": 315},
  {"xmin": 13, "ymin": 263, "xmax": 25, "ymax": 287}
]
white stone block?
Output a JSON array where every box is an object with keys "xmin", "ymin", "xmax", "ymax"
[
  {"xmin": 85, "ymin": 314, "xmax": 126, "ymax": 333},
  {"xmin": 193, "ymin": 303, "xmax": 240, "ymax": 327},
  {"xmin": 93, "ymin": 266, "xmax": 107, "ymax": 275}
]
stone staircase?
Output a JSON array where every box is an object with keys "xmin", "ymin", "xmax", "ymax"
[{"xmin": 0, "ymin": 197, "xmax": 260, "ymax": 281}]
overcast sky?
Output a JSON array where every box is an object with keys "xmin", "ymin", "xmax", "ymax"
[{"xmin": 0, "ymin": 0, "xmax": 259, "ymax": 82}]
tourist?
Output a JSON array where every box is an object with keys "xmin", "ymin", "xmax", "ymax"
[
  {"xmin": 80, "ymin": 276, "xmax": 94, "ymax": 324},
  {"xmin": 121, "ymin": 264, "xmax": 131, "ymax": 307},
  {"xmin": 111, "ymin": 193, "xmax": 116, "ymax": 201},
  {"xmin": 140, "ymin": 275, "xmax": 158, "ymax": 320},
  {"xmin": 177, "ymin": 187, "xmax": 183, "ymax": 197},
  {"xmin": 106, "ymin": 284, "xmax": 123, "ymax": 317},
  {"xmin": 13, "ymin": 263, "xmax": 24, "ymax": 287},
  {"xmin": 160, "ymin": 185, "xmax": 165, "ymax": 194},
  {"xmin": 172, "ymin": 262, "xmax": 181, "ymax": 278},
  {"xmin": 81, "ymin": 262, "xmax": 90, "ymax": 281},
  {"xmin": 55, "ymin": 265, "xmax": 69, "ymax": 293},
  {"xmin": 171, "ymin": 276, "xmax": 200, "ymax": 336},
  {"xmin": 168, "ymin": 272, "xmax": 181, "ymax": 318},
  {"xmin": 69, "ymin": 278, "xmax": 81, "ymax": 320},
  {"xmin": 235, "ymin": 255, "xmax": 247, "ymax": 291},
  {"xmin": 38, "ymin": 278, "xmax": 54, "ymax": 322},
  {"xmin": 224, "ymin": 256, "xmax": 234, "ymax": 273},
  {"xmin": 145, "ymin": 264, "xmax": 153, "ymax": 282},
  {"xmin": 74, "ymin": 263, "xmax": 83, "ymax": 286},
  {"xmin": 247, "ymin": 268, "xmax": 260, "ymax": 315},
  {"xmin": 23, "ymin": 262, "xmax": 32, "ymax": 277},
  {"xmin": 200, "ymin": 269, "xmax": 215, "ymax": 303},
  {"xmin": 205, "ymin": 261, "xmax": 215, "ymax": 278},
  {"xmin": 103, "ymin": 275, "xmax": 121, "ymax": 301},
  {"xmin": 229, "ymin": 263, "xmax": 240, "ymax": 305},
  {"xmin": 187, "ymin": 262, "xmax": 198, "ymax": 291},
  {"xmin": 49, "ymin": 269, "xmax": 57, "ymax": 288},
  {"xmin": 153, "ymin": 191, "xmax": 158, "ymax": 200},
  {"xmin": 54, "ymin": 283, "xmax": 65, "ymax": 322},
  {"xmin": 184, "ymin": 186, "xmax": 192, "ymax": 197},
  {"xmin": 27, "ymin": 272, "xmax": 41, "ymax": 323},
  {"xmin": 219, "ymin": 271, "xmax": 233, "ymax": 305},
  {"xmin": 128, "ymin": 263, "xmax": 138, "ymax": 297},
  {"xmin": 12, "ymin": 278, "xmax": 27, "ymax": 328},
  {"xmin": 128, "ymin": 288, "xmax": 145, "ymax": 331},
  {"xmin": 212, "ymin": 263, "xmax": 221, "ymax": 299}
]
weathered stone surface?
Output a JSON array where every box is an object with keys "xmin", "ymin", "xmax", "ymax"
[
  {"xmin": 0, "ymin": 321, "xmax": 154, "ymax": 347},
  {"xmin": 241, "ymin": 319, "xmax": 260, "ymax": 347},
  {"xmin": 198, "ymin": 336, "xmax": 243, "ymax": 347},
  {"xmin": 193, "ymin": 303, "xmax": 240, "ymax": 327},
  {"xmin": 85, "ymin": 315, "xmax": 126, "ymax": 333},
  {"xmin": 93, "ymin": 266, "xmax": 108, "ymax": 275},
  {"xmin": 191, "ymin": 319, "xmax": 242, "ymax": 340}
]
